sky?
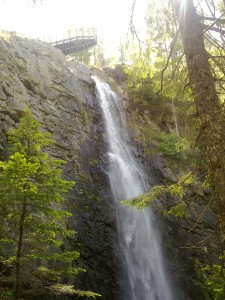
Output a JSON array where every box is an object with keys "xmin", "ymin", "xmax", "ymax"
[{"xmin": 0, "ymin": 0, "xmax": 149, "ymax": 57}]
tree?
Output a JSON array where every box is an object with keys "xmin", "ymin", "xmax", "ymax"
[
  {"xmin": 0, "ymin": 109, "xmax": 100, "ymax": 299},
  {"xmin": 94, "ymin": 39, "xmax": 109, "ymax": 68},
  {"xmin": 126, "ymin": 0, "xmax": 225, "ymax": 228},
  {"xmin": 172, "ymin": 0, "xmax": 225, "ymax": 229},
  {"xmin": 69, "ymin": 48, "xmax": 93, "ymax": 66}
]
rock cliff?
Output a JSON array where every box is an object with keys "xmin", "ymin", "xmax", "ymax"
[
  {"xmin": 0, "ymin": 32, "xmax": 221, "ymax": 300},
  {"xmin": 0, "ymin": 32, "xmax": 121, "ymax": 299}
]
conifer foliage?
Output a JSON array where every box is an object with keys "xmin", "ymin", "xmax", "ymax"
[{"xmin": 0, "ymin": 109, "xmax": 100, "ymax": 299}]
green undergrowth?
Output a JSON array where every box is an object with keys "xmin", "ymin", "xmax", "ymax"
[{"xmin": 194, "ymin": 256, "xmax": 225, "ymax": 300}]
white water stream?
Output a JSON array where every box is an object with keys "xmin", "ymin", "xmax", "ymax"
[{"xmin": 95, "ymin": 78, "xmax": 173, "ymax": 300}]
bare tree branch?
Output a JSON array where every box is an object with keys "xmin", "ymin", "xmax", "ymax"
[
  {"xmin": 215, "ymin": 81, "xmax": 225, "ymax": 93},
  {"xmin": 180, "ymin": 231, "xmax": 216, "ymax": 249},
  {"xmin": 195, "ymin": 0, "xmax": 205, "ymax": 9},
  {"xmin": 214, "ymin": 78, "xmax": 225, "ymax": 82},
  {"xmin": 160, "ymin": 29, "xmax": 179, "ymax": 91},
  {"xmin": 208, "ymin": 56, "xmax": 225, "ymax": 78},
  {"xmin": 203, "ymin": 12, "xmax": 225, "ymax": 34},
  {"xmin": 128, "ymin": 0, "xmax": 142, "ymax": 52},
  {"xmin": 166, "ymin": 53, "xmax": 185, "ymax": 89},
  {"xmin": 188, "ymin": 196, "xmax": 214, "ymax": 233},
  {"xmin": 181, "ymin": 76, "xmax": 190, "ymax": 102},
  {"xmin": 203, "ymin": 25, "xmax": 225, "ymax": 35},
  {"xmin": 208, "ymin": 55, "xmax": 225, "ymax": 59},
  {"xmin": 205, "ymin": 32, "xmax": 224, "ymax": 51},
  {"xmin": 205, "ymin": 0, "xmax": 216, "ymax": 17},
  {"xmin": 199, "ymin": 16, "xmax": 225, "ymax": 23}
]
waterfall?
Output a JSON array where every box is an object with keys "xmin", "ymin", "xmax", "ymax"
[{"xmin": 95, "ymin": 78, "xmax": 174, "ymax": 300}]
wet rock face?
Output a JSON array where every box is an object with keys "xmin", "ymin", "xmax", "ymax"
[{"xmin": 0, "ymin": 33, "xmax": 121, "ymax": 299}]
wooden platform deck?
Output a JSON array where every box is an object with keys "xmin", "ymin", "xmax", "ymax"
[{"xmin": 51, "ymin": 28, "xmax": 97, "ymax": 55}]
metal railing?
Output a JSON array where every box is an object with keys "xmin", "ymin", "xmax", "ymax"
[{"xmin": 51, "ymin": 27, "xmax": 97, "ymax": 46}]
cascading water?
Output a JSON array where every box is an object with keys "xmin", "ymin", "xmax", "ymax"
[{"xmin": 95, "ymin": 78, "xmax": 174, "ymax": 300}]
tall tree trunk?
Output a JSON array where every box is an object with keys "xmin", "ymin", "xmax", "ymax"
[
  {"xmin": 14, "ymin": 201, "xmax": 27, "ymax": 300},
  {"xmin": 174, "ymin": 0, "xmax": 225, "ymax": 228}
]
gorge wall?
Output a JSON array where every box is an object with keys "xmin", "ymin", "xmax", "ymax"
[{"xmin": 0, "ymin": 32, "xmax": 220, "ymax": 300}]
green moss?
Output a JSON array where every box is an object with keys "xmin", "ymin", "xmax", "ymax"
[
  {"xmin": 11, "ymin": 57, "xmax": 27, "ymax": 73},
  {"xmin": 89, "ymin": 159, "xmax": 98, "ymax": 167},
  {"xmin": 79, "ymin": 174, "xmax": 91, "ymax": 183},
  {"xmin": 79, "ymin": 108, "xmax": 90, "ymax": 126},
  {"xmin": 84, "ymin": 189, "xmax": 98, "ymax": 202},
  {"xmin": 22, "ymin": 77, "xmax": 40, "ymax": 93}
]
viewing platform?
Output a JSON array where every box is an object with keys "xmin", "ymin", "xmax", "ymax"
[{"xmin": 51, "ymin": 28, "xmax": 97, "ymax": 55}]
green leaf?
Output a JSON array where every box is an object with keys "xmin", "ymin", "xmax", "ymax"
[
  {"xmin": 51, "ymin": 284, "xmax": 101, "ymax": 298},
  {"xmin": 163, "ymin": 201, "xmax": 189, "ymax": 218}
]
